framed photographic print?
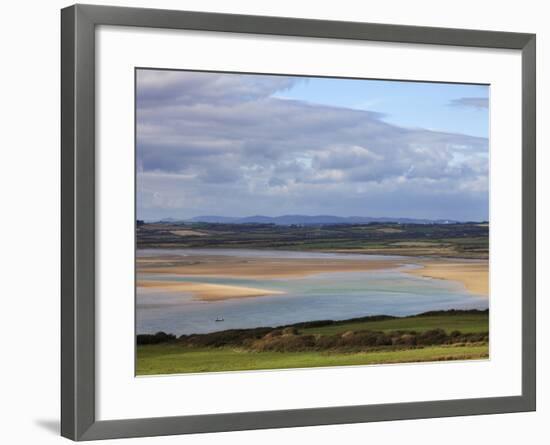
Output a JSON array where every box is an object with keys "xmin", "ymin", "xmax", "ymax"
[{"xmin": 61, "ymin": 4, "xmax": 536, "ymax": 441}]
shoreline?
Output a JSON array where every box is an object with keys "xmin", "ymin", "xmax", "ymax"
[
  {"xmin": 138, "ymin": 245, "xmax": 487, "ymax": 261},
  {"xmin": 137, "ymin": 308, "xmax": 489, "ymax": 338},
  {"xmin": 137, "ymin": 250, "xmax": 488, "ymax": 300}
]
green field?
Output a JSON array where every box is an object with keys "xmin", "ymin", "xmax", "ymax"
[
  {"xmin": 136, "ymin": 311, "xmax": 489, "ymax": 375},
  {"xmin": 137, "ymin": 344, "xmax": 488, "ymax": 375},
  {"xmin": 302, "ymin": 313, "xmax": 489, "ymax": 336},
  {"xmin": 137, "ymin": 221, "xmax": 488, "ymax": 259}
]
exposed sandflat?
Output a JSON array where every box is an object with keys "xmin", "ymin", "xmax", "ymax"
[
  {"xmin": 170, "ymin": 230, "xmax": 208, "ymax": 237},
  {"xmin": 406, "ymin": 261, "xmax": 488, "ymax": 297},
  {"xmin": 138, "ymin": 253, "xmax": 489, "ymax": 300},
  {"xmin": 138, "ymin": 280, "xmax": 284, "ymax": 301}
]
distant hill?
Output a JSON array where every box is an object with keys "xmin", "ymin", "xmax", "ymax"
[
  {"xmin": 181, "ymin": 215, "xmax": 461, "ymax": 225},
  {"xmin": 158, "ymin": 217, "xmax": 185, "ymax": 223}
]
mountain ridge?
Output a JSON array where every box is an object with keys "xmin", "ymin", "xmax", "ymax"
[{"xmin": 157, "ymin": 214, "xmax": 465, "ymax": 225}]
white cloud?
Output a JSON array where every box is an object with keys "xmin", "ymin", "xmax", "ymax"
[{"xmin": 136, "ymin": 70, "xmax": 489, "ymax": 221}]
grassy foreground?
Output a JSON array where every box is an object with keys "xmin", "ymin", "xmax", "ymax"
[
  {"xmin": 136, "ymin": 310, "xmax": 489, "ymax": 375},
  {"xmin": 137, "ymin": 344, "xmax": 488, "ymax": 375}
]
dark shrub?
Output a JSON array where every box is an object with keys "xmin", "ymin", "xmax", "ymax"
[
  {"xmin": 180, "ymin": 327, "xmax": 272, "ymax": 348},
  {"xmin": 467, "ymin": 333, "xmax": 486, "ymax": 343},
  {"xmin": 250, "ymin": 334, "xmax": 317, "ymax": 352},
  {"xmin": 263, "ymin": 329, "xmax": 283, "ymax": 339},
  {"xmin": 394, "ymin": 334, "xmax": 417, "ymax": 346},
  {"xmin": 341, "ymin": 331, "xmax": 355, "ymax": 339},
  {"xmin": 281, "ymin": 327, "xmax": 299, "ymax": 336},
  {"xmin": 339, "ymin": 331, "xmax": 379, "ymax": 347},
  {"xmin": 290, "ymin": 320, "xmax": 334, "ymax": 329},
  {"xmin": 315, "ymin": 335, "xmax": 341, "ymax": 349},
  {"xmin": 336, "ymin": 331, "xmax": 396, "ymax": 348},
  {"xmin": 417, "ymin": 329, "xmax": 448, "ymax": 345},
  {"xmin": 374, "ymin": 333, "xmax": 393, "ymax": 346},
  {"xmin": 137, "ymin": 331, "xmax": 176, "ymax": 345},
  {"xmin": 414, "ymin": 309, "xmax": 488, "ymax": 317}
]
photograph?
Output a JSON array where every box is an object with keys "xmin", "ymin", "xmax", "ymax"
[{"xmin": 135, "ymin": 68, "xmax": 490, "ymax": 376}]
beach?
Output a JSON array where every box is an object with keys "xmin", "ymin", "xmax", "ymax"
[
  {"xmin": 137, "ymin": 251, "xmax": 488, "ymax": 301},
  {"xmin": 405, "ymin": 261, "xmax": 488, "ymax": 297},
  {"xmin": 137, "ymin": 253, "xmax": 403, "ymax": 301}
]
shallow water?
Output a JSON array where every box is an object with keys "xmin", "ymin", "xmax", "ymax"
[{"xmin": 136, "ymin": 249, "xmax": 488, "ymax": 335}]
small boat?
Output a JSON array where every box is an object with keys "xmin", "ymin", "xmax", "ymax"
[{"xmin": 215, "ymin": 317, "xmax": 224, "ymax": 322}]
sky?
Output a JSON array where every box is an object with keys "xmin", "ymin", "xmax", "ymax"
[{"xmin": 136, "ymin": 69, "xmax": 489, "ymax": 222}]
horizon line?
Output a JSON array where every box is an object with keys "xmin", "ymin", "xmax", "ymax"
[{"xmin": 138, "ymin": 214, "xmax": 488, "ymax": 223}]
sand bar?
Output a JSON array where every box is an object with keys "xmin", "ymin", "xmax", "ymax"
[
  {"xmin": 405, "ymin": 261, "xmax": 488, "ymax": 297},
  {"xmin": 138, "ymin": 252, "xmax": 489, "ymax": 300},
  {"xmin": 138, "ymin": 280, "xmax": 284, "ymax": 301},
  {"xmin": 170, "ymin": 230, "xmax": 208, "ymax": 237}
]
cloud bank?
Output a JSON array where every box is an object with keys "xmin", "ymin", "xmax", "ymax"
[{"xmin": 136, "ymin": 70, "xmax": 489, "ymax": 221}]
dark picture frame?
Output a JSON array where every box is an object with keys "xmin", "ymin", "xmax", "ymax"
[{"xmin": 61, "ymin": 4, "xmax": 536, "ymax": 441}]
